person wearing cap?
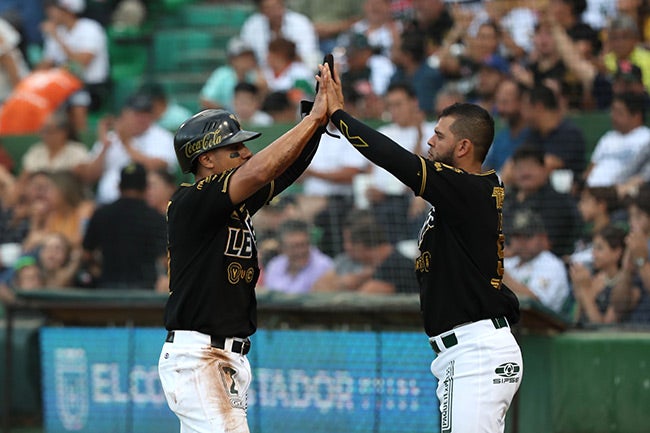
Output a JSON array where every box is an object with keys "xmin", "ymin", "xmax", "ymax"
[
  {"xmin": 604, "ymin": 14, "xmax": 650, "ymax": 93},
  {"xmin": 81, "ymin": 162, "xmax": 167, "ymax": 290},
  {"xmin": 158, "ymin": 65, "xmax": 331, "ymax": 433},
  {"xmin": 341, "ymin": 32, "xmax": 395, "ymax": 100},
  {"xmin": 199, "ymin": 36, "xmax": 267, "ymax": 112},
  {"xmin": 37, "ymin": 0, "xmax": 109, "ymax": 121},
  {"xmin": 74, "ymin": 92, "xmax": 178, "ymax": 205},
  {"xmin": 503, "ymin": 208, "xmax": 571, "ymax": 314}
]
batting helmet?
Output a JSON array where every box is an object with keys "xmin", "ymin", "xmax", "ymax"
[{"xmin": 174, "ymin": 109, "xmax": 261, "ymax": 173}]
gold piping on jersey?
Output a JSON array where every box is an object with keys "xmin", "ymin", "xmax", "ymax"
[
  {"xmin": 221, "ymin": 169, "xmax": 236, "ymax": 193},
  {"xmin": 418, "ymin": 156, "xmax": 427, "ymax": 197},
  {"xmin": 265, "ymin": 180, "xmax": 275, "ymax": 205},
  {"xmin": 338, "ymin": 120, "xmax": 369, "ymax": 147}
]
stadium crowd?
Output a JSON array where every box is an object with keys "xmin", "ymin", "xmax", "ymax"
[{"xmin": 0, "ymin": 0, "xmax": 649, "ymax": 328}]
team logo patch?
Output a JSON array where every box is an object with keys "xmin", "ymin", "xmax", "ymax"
[{"xmin": 493, "ymin": 362, "xmax": 521, "ymax": 384}]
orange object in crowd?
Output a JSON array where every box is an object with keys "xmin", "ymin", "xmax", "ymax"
[{"xmin": 0, "ymin": 68, "xmax": 82, "ymax": 135}]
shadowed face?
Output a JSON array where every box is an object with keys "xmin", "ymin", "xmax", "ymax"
[{"xmin": 427, "ymin": 116, "xmax": 458, "ymax": 165}]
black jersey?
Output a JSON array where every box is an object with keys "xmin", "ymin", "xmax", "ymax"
[
  {"xmin": 164, "ymin": 170, "xmax": 262, "ymax": 338},
  {"xmin": 331, "ymin": 110, "xmax": 520, "ymax": 336},
  {"xmin": 163, "ymin": 130, "xmax": 322, "ymax": 338}
]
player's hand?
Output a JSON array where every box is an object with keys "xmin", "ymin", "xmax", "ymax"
[
  {"xmin": 323, "ymin": 62, "xmax": 344, "ymax": 116},
  {"xmin": 310, "ymin": 64, "xmax": 330, "ymax": 126}
]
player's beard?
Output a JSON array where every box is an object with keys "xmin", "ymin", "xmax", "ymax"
[{"xmin": 432, "ymin": 146, "xmax": 455, "ymax": 166}]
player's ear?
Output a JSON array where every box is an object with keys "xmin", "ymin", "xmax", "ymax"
[{"xmin": 456, "ymin": 138, "xmax": 473, "ymax": 158}]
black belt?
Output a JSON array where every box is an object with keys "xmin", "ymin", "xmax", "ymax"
[
  {"xmin": 166, "ymin": 331, "xmax": 251, "ymax": 355},
  {"xmin": 429, "ymin": 317, "xmax": 508, "ymax": 354}
]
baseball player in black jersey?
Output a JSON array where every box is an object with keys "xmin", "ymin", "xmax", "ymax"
[
  {"xmin": 158, "ymin": 65, "xmax": 332, "ymax": 433},
  {"xmin": 322, "ymin": 66, "xmax": 522, "ymax": 432}
]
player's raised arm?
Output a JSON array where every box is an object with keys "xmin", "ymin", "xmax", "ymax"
[
  {"xmin": 323, "ymin": 63, "xmax": 423, "ymax": 192},
  {"xmin": 227, "ymin": 64, "xmax": 330, "ymax": 204}
]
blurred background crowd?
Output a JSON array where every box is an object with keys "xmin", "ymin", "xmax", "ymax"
[{"xmin": 0, "ymin": 0, "xmax": 649, "ymax": 329}]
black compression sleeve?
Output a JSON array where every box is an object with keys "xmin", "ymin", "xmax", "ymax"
[
  {"xmin": 245, "ymin": 128, "xmax": 323, "ymax": 213},
  {"xmin": 330, "ymin": 110, "xmax": 425, "ymax": 195}
]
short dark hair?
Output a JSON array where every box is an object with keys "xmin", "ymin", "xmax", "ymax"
[
  {"xmin": 386, "ymin": 82, "xmax": 417, "ymax": 99},
  {"xmin": 399, "ymin": 30, "xmax": 426, "ymax": 63},
  {"xmin": 594, "ymin": 224, "xmax": 627, "ymax": 252},
  {"xmin": 277, "ymin": 219, "xmax": 311, "ymax": 240},
  {"xmin": 613, "ymin": 91, "xmax": 647, "ymax": 122},
  {"xmin": 512, "ymin": 143, "xmax": 545, "ymax": 165},
  {"xmin": 438, "ymin": 102, "xmax": 495, "ymax": 162},
  {"xmin": 582, "ymin": 186, "xmax": 620, "ymax": 213},
  {"xmin": 234, "ymin": 82, "xmax": 260, "ymax": 96},
  {"xmin": 349, "ymin": 221, "xmax": 389, "ymax": 247},
  {"xmin": 526, "ymin": 84, "xmax": 560, "ymax": 110}
]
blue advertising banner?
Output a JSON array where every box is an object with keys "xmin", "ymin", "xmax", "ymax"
[{"xmin": 40, "ymin": 328, "xmax": 439, "ymax": 433}]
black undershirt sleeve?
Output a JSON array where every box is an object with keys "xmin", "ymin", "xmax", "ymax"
[
  {"xmin": 330, "ymin": 110, "xmax": 426, "ymax": 196},
  {"xmin": 244, "ymin": 128, "xmax": 323, "ymax": 213}
]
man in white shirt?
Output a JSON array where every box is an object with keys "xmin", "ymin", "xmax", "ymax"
[
  {"xmin": 364, "ymin": 82, "xmax": 434, "ymax": 242},
  {"xmin": 0, "ymin": 17, "xmax": 29, "ymax": 103},
  {"xmin": 75, "ymin": 93, "xmax": 178, "ymax": 205},
  {"xmin": 37, "ymin": 0, "xmax": 109, "ymax": 130},
  {"xmin": 585, "ymin": 91, "xmax": 650, "ymax": 188},
  {"xmin": 503, "ymin": 209, "xmax": 571, "ymax": 314},
  {"xmin": 240, "ymin": 0, "xmax": 321, "ymax": 69}
]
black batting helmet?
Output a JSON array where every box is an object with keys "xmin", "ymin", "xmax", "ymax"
[{"xmin": 174, "ymin": 109, "xmax": 261, "ymax": 173}]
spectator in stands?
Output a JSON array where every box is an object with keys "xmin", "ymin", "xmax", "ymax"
[
  {"xmin": 543, "ymin": 8, "xmax": 612, "ymax": 110},
  {"xmin": 199, "ymin": 37, "xmax": 266, "ymax": 112},
  {"xmin": 521, "ymin": 84, "xmax": 588, "ymax": 190},
  {"xmin": 571, "ymin": 185, "xmax": 623, "ymax": 269},
  {"xmin": 471, "ymin": 54, "xmax": 509, "ymax": 113},
  {"xmin": 612, "ymin": 60, "xmax": 648, "ymax": 99},
  {"xmin": 21, "ymin": 170, "xmax": 94, "ymax": 252},
  {"xmin": 0, "ymin": 17, "xmax": 29, "ymax": 104},
  {"xmin": 37, "ymin": 0, "xmax": 110, "ymax": 119},
  {"xmin": 263, "ymin": 37, "xmax": 314, "ymax": 100},
  {"xmin": 483, "ymin": 79, "xmax": 530, "ymax": 176},
  {"xmin": 287, "ymin": 0, "xmax": 362, "ymax": 55},
  {"xmin": 604, "ymin": 14, "xmax": 650, "ymax": 94},
  {"xmin": 503, "ymin": 144, "xmax": 582, "ymax": 258},
  {"xmin": 340, "ymin": 32, "xmax": 395, "ymax": 119},
  {"xmin": 75, "ymin": 92, "xmax": 178, "ymax": 205},
  {"xmin": 389, "ymin": 29, "xmax": 444, "ymax": 115},
  {"xmin": 145, "ymin": 167, "xmax": 176, "ymax": 217},
  {"xmin": 82, "ymin": 163, "xmax": 167, "ymax": 290},
  {"xmin": 0, "ymin": 0, "xmax": 45, "ymax": 51},
  {"xmin": 503, "ymin": 208, "xmax": 571, "ymax": 314},
  {"xmin": 438, "ymin": 19, "xmax": 504, "ymax": 102},
  {"xmin": 251, "ymin": 194, "xmax": 300, "ymax": 268},
  {"xmin": 616, "ymin": 0, "xmax": 650, "ymax": 43},
  {"xmin": 36, "ymin": 231, "xmax": 80, "ymax": 288},
  {"xmin": 299, "ymin": 125, "xmax": 370, "ymax": 257},
  {"xmin": 232, "ymin": 82, "xmax": 273, "ymax": 127},
  {"xmin": 240, "ymin": 0, "xmax": 321, "ymax": 69},
  {"xmin": 432, "ymin": 86, "xmax": 465, "ymax": 119},
  {"xmin": 364, "ymin": 82, "xmax": 434, "ymax": 243},
  {"xmin": 549, "ymin": 0, "xmax": 595, "ymax": 40},
  {"xmin": 0, "ymin": 166, "xmax": 28, "ymax": 248},
  {"xmin": 349, "ymin": 0, "xmax": 402, "ymax": 59},
  {"xmin": 312, "ymin": 213, "xmax": 418, "ymax": 294},
  {"xmin": 11, "ymin": 255, "xmax": 44, "ymax": 290},
  {"xmin": 585, "ymin": 92, "xmax": 650, "ymax": 188},
  {"xmin": 402, "ymin": 0, "xmax": 453, "ymax": 57},
  {"xmin": 262, "ymin": 218, "xmax": 333, "ymax": 294},
  {"xmin": 20, "ymin": 110, "xmax": 88, "ymax": 179},
  {"xmin": 612, "ymin": 184, "xmax": 650, "ymax": 324},
  {"xmin": 510, "ymin": 21, "xmax": 566, "ymax": 93},
  {"xmin": 569, "ymin": 224, "xmax": 627, "ymax": 324},
  {"xmin": 262, "ymin": 90, "xmax": 297, "ymax": 123},
  {"xmin": 137, "ymin": 82, "xmax": 193, "ymax": 133}
]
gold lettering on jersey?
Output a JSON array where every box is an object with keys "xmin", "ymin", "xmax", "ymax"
[
  {"xmin": 491, "ymin": 187, "xmax": 505, "ymax": 209},
  {"xmin": 433, "ymin": 161, "xmax": 463, "ymax": 173},
  {"xmin": 338, "ymin": 120, "xmax": 369, "ymax": 147},
  {"xmin": 225, "ymin": 227, "xmax": 254, "ymax": 258},
  {"xmin": 492, "ymin": 186, "xmax": 506, "ymax": 287},
  {"xmin": 415, "ymin": 251, "xmax": 431, "ymax": 273},
  {"xmin": 227, "ymin": 262, "xmax": 255, "ymax": 285},
  {"xmin": 185, "ymin": 128, "xmax": 223, "ymax": 159}
]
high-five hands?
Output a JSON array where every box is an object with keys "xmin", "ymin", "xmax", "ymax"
[
  {"xmin": 311, "ymin": 63, "xmax": 331, "ymax": 126},
  {"xmin": 321, "ymin": 61, "xmax": 344, "ymax": 116}
]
